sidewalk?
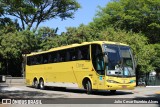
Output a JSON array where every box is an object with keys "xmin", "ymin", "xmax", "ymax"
[{"xmin": 0, "ymin": 77, "xmax": 25, "ymax": 87}]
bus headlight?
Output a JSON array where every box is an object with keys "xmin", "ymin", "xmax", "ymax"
[{"xmin": 107, "ymin": 80, "xmax": 119, "ymax": 83}]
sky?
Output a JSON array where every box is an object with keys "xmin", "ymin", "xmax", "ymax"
[{"xmin": 39, "ymin": 0, "xmax": 110, "ymax": 34}]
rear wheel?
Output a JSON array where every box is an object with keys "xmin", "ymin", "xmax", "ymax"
[
  {"xmin": 39, "ymin": 79, "xmax": 45, "ymax": 90},
  {"xmin": 86, "ymin": 81, "xmax": 92, "ymax": 94},
  {"xmin": 34, "ymin": 79, "xmax": 39, "ymax": 89}
]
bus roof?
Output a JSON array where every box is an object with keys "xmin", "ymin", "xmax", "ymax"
[{"xmin": 27, "ymin": 41, "xmax": 128, "ymax": 56}]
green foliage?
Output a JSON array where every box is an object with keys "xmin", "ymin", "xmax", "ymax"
[
  {"xmin": 0, "ymin": 32, "xmax": 22, "ymax": 59},
  {"xmin": 1, "ymin": 0, "xmax": 80, "ymax": 31},
  {"xmin": 151, "ymin": 44, "xmax": 160, "ymax": 71},
  {"xmin": 0, "ymin": 28, "xmax": 42, "ymax": 75},
  {"xmin": 20, "ymin": 30, "xmax": 41, "ymax": 52},
  {"xmin": 0, "ymin": 17, "xmax": 21, "ymax": 33},
  {"xmin": 61, "ymin": 24, "xmax": 99, "ymax": 44},
  {"xmin": 36, "ymin": 27, "xmax": 61, "ymax": 50},
  {"xmin": 91, "ymin": 0, "xmax": 160, "ymax": 43}
]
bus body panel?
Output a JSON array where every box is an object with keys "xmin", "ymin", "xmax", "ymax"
[{"xmin": 26, "ymin": 60, "xmax": 98, "ymax": 89}]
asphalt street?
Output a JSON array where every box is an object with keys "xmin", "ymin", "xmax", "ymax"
[{"xmin": 0, "ymin": 85, "xmax": 160, "ymax": 107}]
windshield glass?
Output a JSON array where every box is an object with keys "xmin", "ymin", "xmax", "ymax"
[{"xmin": 103, "ymin": 44, "xmax": 135, "ymax": 77}]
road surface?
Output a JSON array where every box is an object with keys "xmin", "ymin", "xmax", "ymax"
[{"xmin": 0, "ymin": 85, "xmax": 159, "ymax": 107}]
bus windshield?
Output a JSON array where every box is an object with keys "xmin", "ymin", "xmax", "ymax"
[{"xmin": 103, "ymin": 44, "xmax": 135, "ymax": 77}]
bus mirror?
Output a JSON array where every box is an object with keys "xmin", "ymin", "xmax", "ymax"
[{"xmin": 104, "ymin": 54, "xmax": 108, "ymax": 64}]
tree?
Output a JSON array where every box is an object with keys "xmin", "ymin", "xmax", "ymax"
[
  {"xmin": 37, "ymin": 27, "xmax": 58, "ymax": 38},
  {"xmin": 62, "ymin": 24, "xmax": 98, "ymax": 44},
  {"xmin": 0, "ymin": 24, "xmax": 43, "ymax": 76},
  {"xmin": 0, "ymin": 2, "xmax": 21, "ymax": 32},
  {"xmin": 1, "ymin": 0, "xmax": 80, "ymax": 31},
  {"xmin": 151, "ymin": 44, "xmax": 160, "ymax": 71},
  {"xmin": 91, "ymin": 0, "xmax": 160, "ymax": 43},
  {"xmin": 0, "ymin": 30, "xmax": 23, "ymax": 76},
  {"xmin": 36, "ymin": 27, "xmax": 61, "ymax": 50},
  {"xmin": 0, "ymin": 18, "xmax": 21, "ymax": 32}
]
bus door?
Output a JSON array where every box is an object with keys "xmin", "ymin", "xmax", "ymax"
[
  {"xmin": 91, "ymin": 44, "xmax": 105, "ymax": 89},
  {"xmin": 96, "ymin": 57, "xmax": 105, "ymax": 89}
]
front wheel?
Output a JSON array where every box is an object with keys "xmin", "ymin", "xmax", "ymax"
[
  {"xmin": 86, "ymin": 81, "xmax": 92, "ymax": 94},
  {"xmin": 39, "ymin": 79, "xmax": 45, "ymax": 90}
]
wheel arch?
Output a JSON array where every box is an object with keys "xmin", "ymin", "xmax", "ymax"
[
  {"xmin": 39, "ymin": 77, "xmax": 44, "ymax": 81},
  {"xmin": 82, "ymin": 76, "xmax": 92, "ymax": 89},
  {"xmin": 33, "ymin": 77, "xmax": 38, "ymax": 83}
]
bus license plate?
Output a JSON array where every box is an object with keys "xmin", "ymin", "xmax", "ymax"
[{"xmin": 122, "ymin": 85, "xmax": 127, "ymax": 89}]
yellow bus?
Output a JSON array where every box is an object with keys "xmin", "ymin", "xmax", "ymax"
[{"xmin": 26, "ymin": 41, "xmax": 136, "ymax": 94}]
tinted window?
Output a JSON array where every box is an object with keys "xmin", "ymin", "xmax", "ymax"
[
  {"xmin": 77, "ymin": 45, "xmax": 90, "ymax": 60},
  {"xmin": 27, "ymin": 45, "xmax": 90, "ymax": 65},
  {"xmin": 36, "ymin": 55, "xmax": 43, "ymax": 64},
  {"xmin": 42, "ymin": 54, "xmax": 49, "ymax": 64},
  {"xmin": 48, "ymin": 52, "xmax": 56, "ymax": 63},
  {"xmin": 91, "ymin": 44, "xmax": 104, "ymax": 75},
  {"xmin": 65, "ymin": 51, "xmax": 70, "ymax": 61},
  {"xmin": 27, "ymin": 56, "xmax": 31, "ymax": 65},
  {"xmin": 70, "ymin": 48, "xmax": 76, "ymax": 61},
  {"xmin": 59, "ymin": 50, "xmax": 66, "ymax": 62},
  {"xmin": 27, "ymin": 55, "xmax": 39, "ymax": 65}
]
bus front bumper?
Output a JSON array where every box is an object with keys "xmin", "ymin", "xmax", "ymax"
[{"xmin": 105, "ymin": 83, "xmax": 136, "ymax": 90}]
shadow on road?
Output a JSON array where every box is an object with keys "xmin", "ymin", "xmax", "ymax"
[
  {"xmin": 43, "ymin": 86, "xmax": 133, "ymax": 96},
  {"xmin": 0, "ymin": 86, "xmax": 64, "ymax": 99},
  {"xmin": 0, "ymin": 86, "xmax": 133, "ymax": 100}
]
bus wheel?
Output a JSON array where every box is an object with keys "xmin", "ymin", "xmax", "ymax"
[
  {"xmin": 86, "ymin": 81, "xmax": 92, "ymax": 94},
  {"xmin": 34, "ymin": 79, "xmax": 39, "ymax": 89},
  {"xmin": 39, "ymin": 79, "xmax": 45, "ymax": 90},
  {"xmin": 110, "ymin": 90, "xmax": 116, "ymax": 94}
]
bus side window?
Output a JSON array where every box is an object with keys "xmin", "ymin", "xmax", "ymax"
[
  {"xmin": 81, "ymin": 45, "xmax": 90, "ymax": 60},
  {"xmin": 59, "ymin": 50, "xmax": 66, "ymax": 62},
  {"xmin": 77, "ymin": 49, "xmax": 82, "ymax": 60},
  {"xmin": 65, "ymin": 50, "xmax": 70, "ymax": 61},
  {"xmin": 42, "ymin": 54, "xmax": 48, "ymax": 64},
  {"xmin": 48, "ymin": 53, "xmax": 52, "ymax": 63},
  {"xmin": 51, "ymin": 52, "xmax": 57, "ymax": 63},
  {"xmin": 32, "ymin": 56, "xmax": 37, "ymax": 65},
  {"xmin": 36, "ymin": 55, "xmax": 42, "ymax": 64},
  {"xmin": 54, "ymin": 57, "xmax": 57, "ymax": 62},
  {"xmin": 31, "ymin": 57, "xmax": 35, "ymax": 65},
  {"xmin": 56, "ymin": 53, "xmax": 60, "ymax": 62},
  {"xmin": 70, "ymin": 48, "xmax": 76, "ymax": 61},
  {"xmin": 40, "ymin": 55, "xmax": 43, "ymax": 64},
  {"xmin": 27, "ymin": 57, "xmax": 31, "ymax": 65}
]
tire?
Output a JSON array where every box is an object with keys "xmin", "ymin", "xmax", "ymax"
[
  {"xmin": 34, "ymin": 79, "xmax": 39, "ymax": 89},
  {"xmin": 86, "ymin": 81, "xmax": 92, "ymax": 94},
  {"xmin": 110, "ymin": 90, "xmax": 116, "ymax": 94},
  {"xmin": 39, "ymin": 79, "xmax": 45, "ymax": 90}
]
